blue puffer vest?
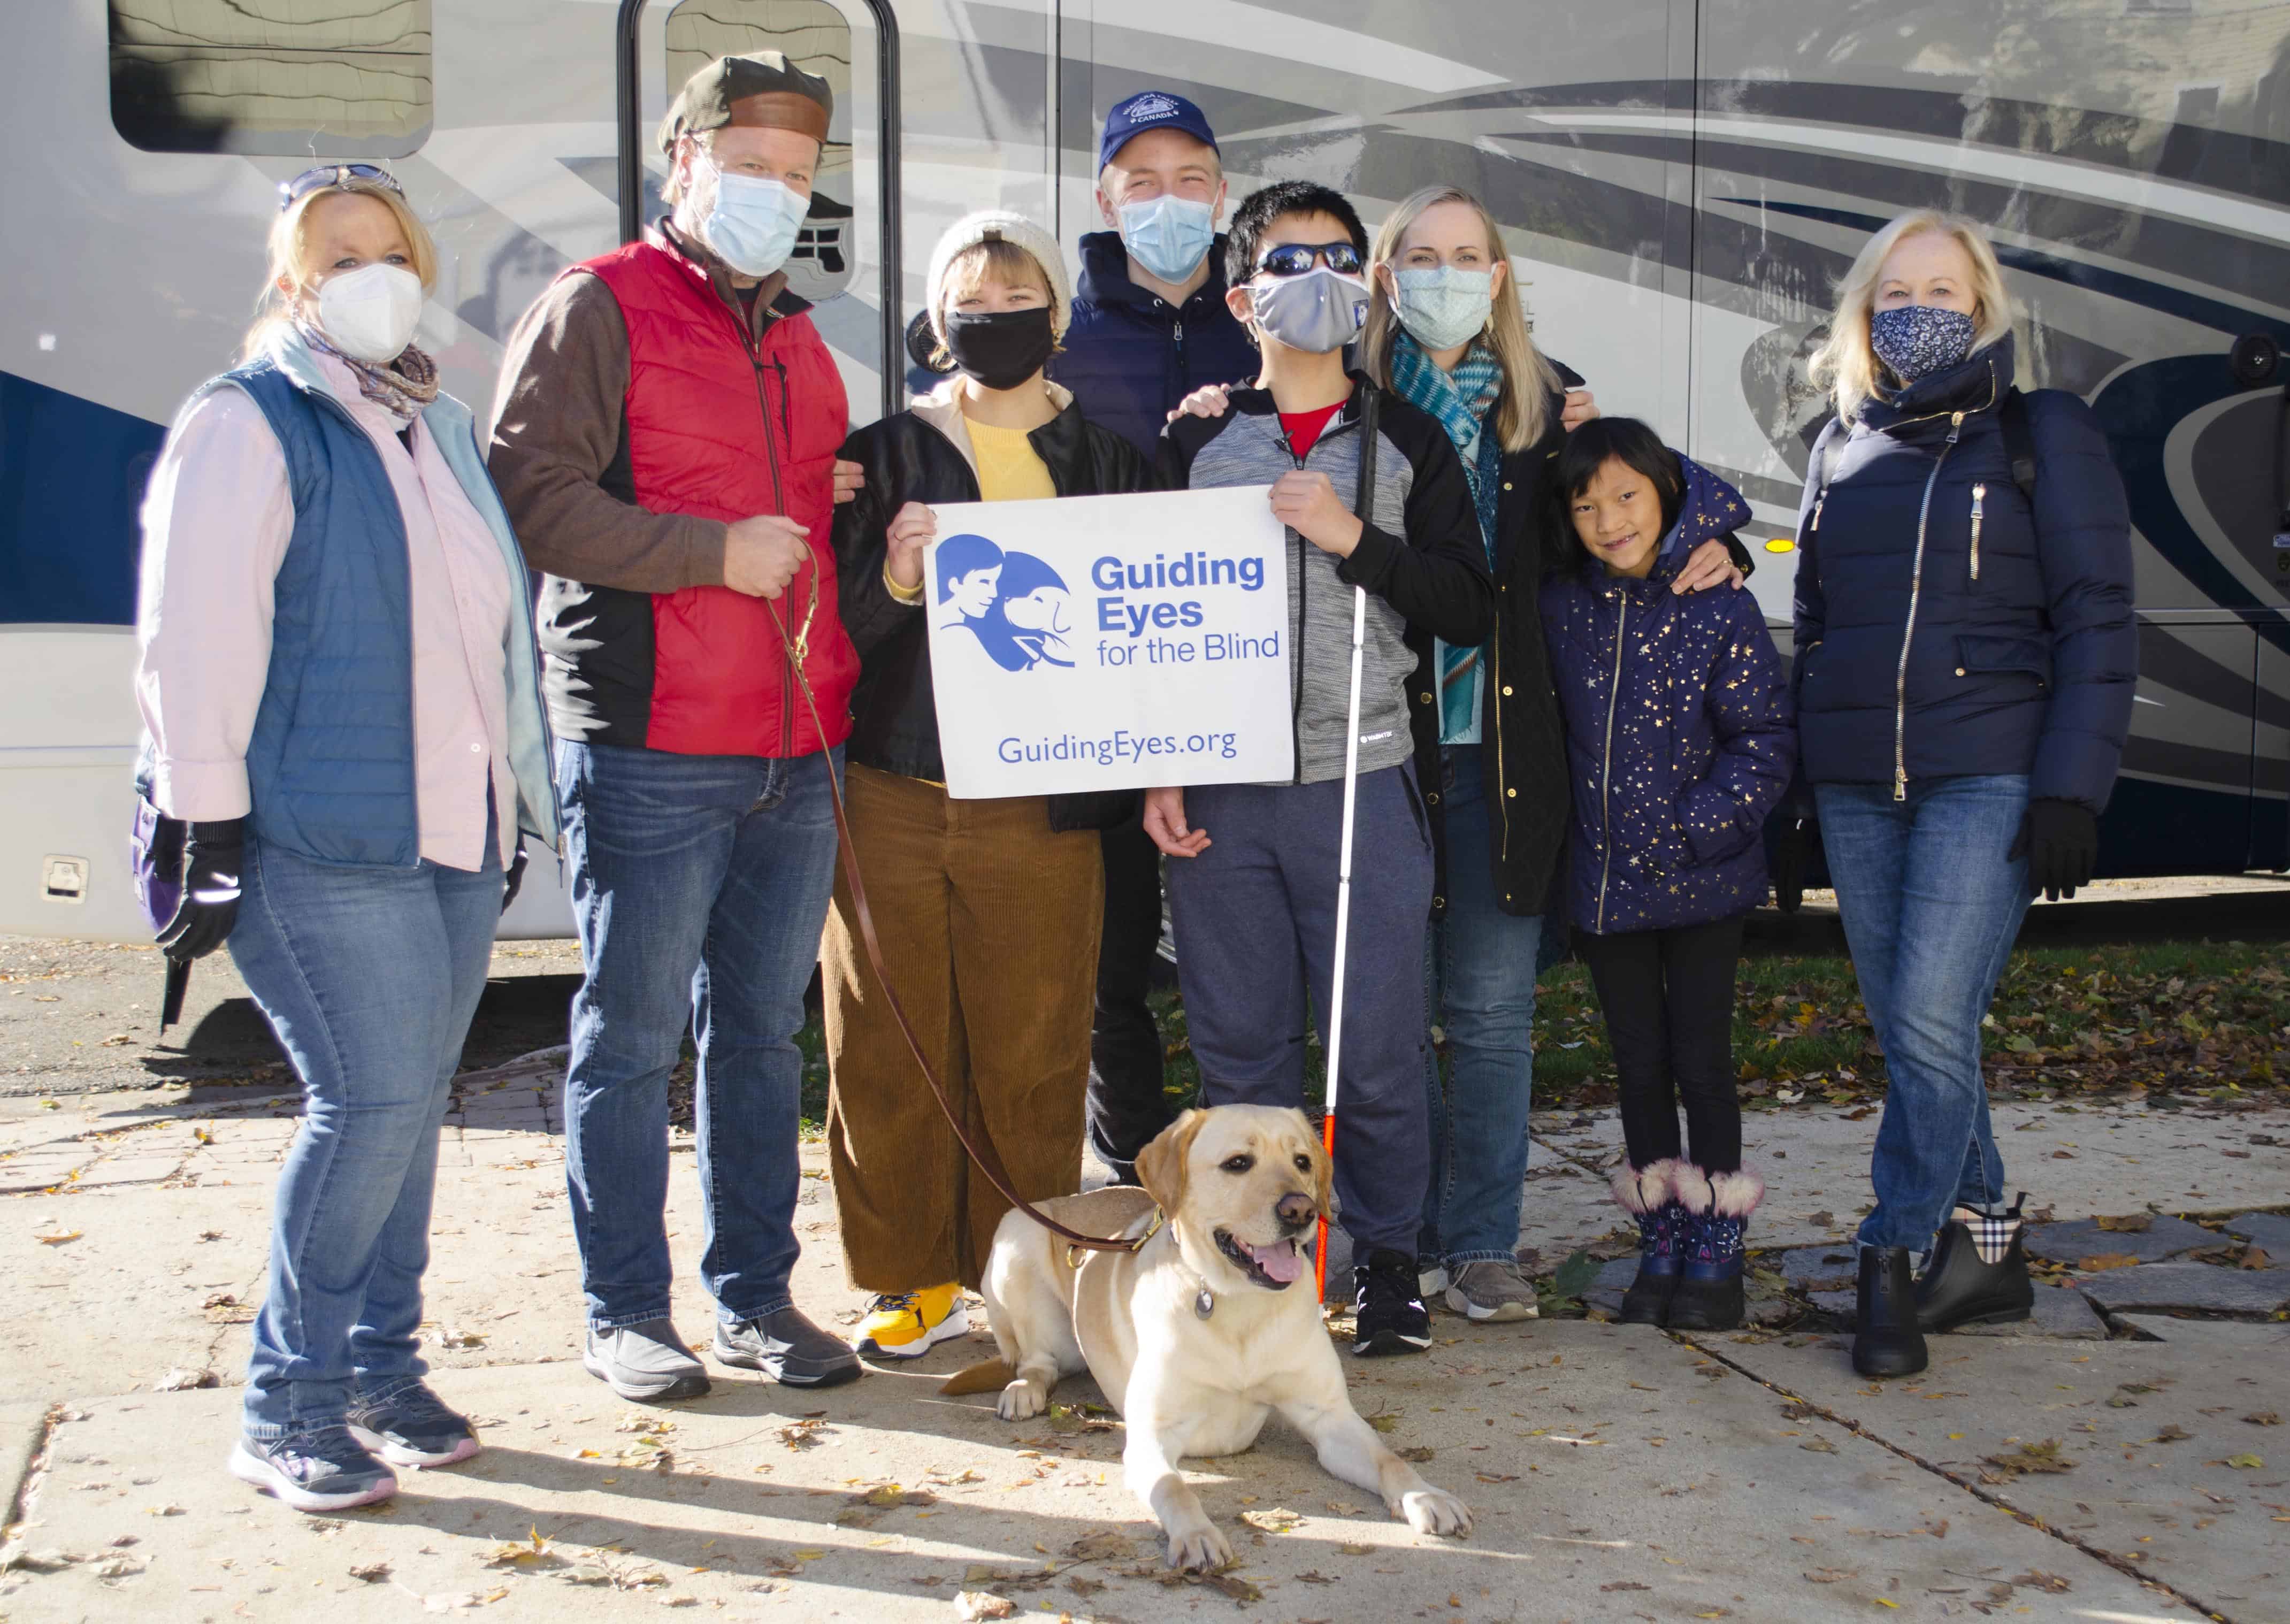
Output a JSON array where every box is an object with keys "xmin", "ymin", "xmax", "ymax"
[
  {"xmin": 1047, "ymin": 231, "xmax": 1260, "ymax": 457},
  {"xmin": 1789, "ymin": 336, "xmax": 2136, "ymax": 811},
  {"xmin": 194, "ymin": 334, "xmax": 560, "ymax": 866},
  {"xmin": 1541, "ymin": 457, "xmax": 1797, "ymax": 934}
]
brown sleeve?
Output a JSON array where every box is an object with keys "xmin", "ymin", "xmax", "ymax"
[{"xmin": 485, "ymin": 270, "xmax": 729, "ymax": 593}]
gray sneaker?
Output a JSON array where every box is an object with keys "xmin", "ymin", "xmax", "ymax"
[
  {"xmin": 715, "ymin": 1306, "xmax": 863, "ymax": 1388},
  {"xmin": 228, "ymin": 1425, "xmax": 397, "ymax": 1513},
  {"xmin": 1443, "ymin": 1259, "xmax": 1541, "ymax": 1322},
  {"xmin": 584, "ymin": 1319, "xmax": 711, "ymax": 1402},
  {"xmin": 347, "ymin": 1380, "xmax": 481, "ymax": 1467}
]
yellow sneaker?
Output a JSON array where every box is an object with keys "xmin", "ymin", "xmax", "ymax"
[{"xmin": 854, "ymin": 1283, "xmax": 968, "ymax": 1358}]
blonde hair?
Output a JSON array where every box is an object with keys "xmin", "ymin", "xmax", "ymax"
[
  {"xmin": 1808, "ymin": 209, "xmax": 2016, "ymax": 424},
  {"xmin": 242, "ymin": 181, "xmax": 439, "ymax": 362},
  {"xmin": 928, "ymin": 238, "xmax": 1060, "ymax": 366},
  {"xmin": 1361, "ymin": 186, "xmax": 1560, "ymax": 454}
]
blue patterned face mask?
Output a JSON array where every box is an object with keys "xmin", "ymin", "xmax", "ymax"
[{"xmin": 1869, "ymin": 304, "xmax": 1977, "ymax": 383}]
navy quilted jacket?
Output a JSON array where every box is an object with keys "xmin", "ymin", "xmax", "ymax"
[
  {"xmin": 1790, "ymin": 336, "xmax": 2136, "ymax": 811},
  {"xmin": 1542, "ymin": 458, "xmax": 1797, "ymax": 934},
  {"xmin": 1047, "ymin": 231, "xmax": 1260, "ymax": 457}
]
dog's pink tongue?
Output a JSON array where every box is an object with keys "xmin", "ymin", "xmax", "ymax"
[{"xmin": 1246, "ymin": 1239, "xmax": 1304, "ymax": 1284}]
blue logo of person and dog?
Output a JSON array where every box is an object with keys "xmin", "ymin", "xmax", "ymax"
[{"xmin": 935, "ymin": 533, "xmax": 1073, "ymax": 672}]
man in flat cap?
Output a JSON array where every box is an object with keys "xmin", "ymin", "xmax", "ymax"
[{"xmin": 488, "ymin": 52, "xmax": 863, "ymax": 1401}]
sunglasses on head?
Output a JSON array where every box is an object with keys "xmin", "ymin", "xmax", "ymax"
[
  {"xmin": 1254, "ymin": 241, "xmax": 1365, "ymax": 278},
  {"xmin": 278, "ymin": 164, "xmax": 405, "ymax": 212}
]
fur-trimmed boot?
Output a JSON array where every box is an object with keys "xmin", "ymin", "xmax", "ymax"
[
  {"xmin": 1916, "ymin": 1195, "xmax": 2034, "ymax": 1332},
  {"xmin": 1667, "ymin": 1167, "xmax": 1763, "ymax": 1331},
  {"xmin": 1610, "ymin": 1160, "xmax": 1688, "ymax": 1325}
]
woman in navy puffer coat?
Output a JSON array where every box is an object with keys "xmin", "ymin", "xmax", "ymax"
[
  {"xmin": 1793, "ymin": 210, "xmax": 2135, "ymax": 1382},
  {"xmin": 1542, "ymin": 419, "xmax": 1794, "ymax": 1332}
]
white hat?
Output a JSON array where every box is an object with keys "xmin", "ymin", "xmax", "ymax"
[{"xmin": 924, "ymin": 210, "xmax": 1073, "ymax": 342}]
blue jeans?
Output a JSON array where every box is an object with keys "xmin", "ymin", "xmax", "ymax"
[
  {"xmin": 1815, "ymin": 774, "xmax": 2032, "ymax": 1252},
  {"xmin": 558, "ymin": 740, "xmax": 841, "ymax": 1331},
  {"xmin": 1165, "ymin": 767, "xmax": 1433, "ymax": 1258},
  {"xmin": 231, "ymin": 819, "xmax": 502, "ymax": 1438},
  {"xmin": 1419, "ymin": 747, "xmax": 1541, "ymax": 1269}
]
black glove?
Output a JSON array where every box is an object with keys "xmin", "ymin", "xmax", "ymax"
[
  {"xmin": 1768, "ymin": 805, "xmax": 1815, "ymax": 914},
  {"xmin": 501, "ymin": 842, "xmax": 529, "ymax": 915},
  {"xmin": 155, "ymin": 818, "xmax": 244, "ymax": 962},
  {"xmin": 2009, "ymin": 799, "xmax": 2098, "ymax": 902}
]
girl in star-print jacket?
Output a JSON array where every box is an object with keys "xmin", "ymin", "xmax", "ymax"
[{"xmin": 1540, "ymin": 416, "xmax": 1795, "ymax": 1335}]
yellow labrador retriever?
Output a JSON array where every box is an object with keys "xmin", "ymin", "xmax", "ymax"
[{"xmin": 945, "ymin": 1105, "xmax": 1471, "ymax": 1571}]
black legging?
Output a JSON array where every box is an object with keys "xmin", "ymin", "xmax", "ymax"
[{"xmin": 1578, "ymin": 914, "xmax": 1745, "ymax": 1174}]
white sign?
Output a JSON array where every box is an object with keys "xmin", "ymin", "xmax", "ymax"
[{"xmin": 923, "ymin": 485, "xmax": 1292, "ymax": 798}]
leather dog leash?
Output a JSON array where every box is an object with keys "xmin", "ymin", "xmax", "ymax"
[{"xmin": 762, "ymin": 589, "xmax": 1146, "ymax": 1255}]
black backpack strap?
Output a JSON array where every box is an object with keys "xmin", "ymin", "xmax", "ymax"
[{"xmin": 1998, "ymin": 387, "xmax": 2036, "ymax": 504}]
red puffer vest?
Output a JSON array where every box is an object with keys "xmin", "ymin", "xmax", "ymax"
[{"xmin": 585, "ymin": 233, "xmax": 857, "ymax": 756}]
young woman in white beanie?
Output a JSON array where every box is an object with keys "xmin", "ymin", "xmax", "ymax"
[{"xmin": 824, "ymin": 210, "xmax": 1157, "ymax": 1359}]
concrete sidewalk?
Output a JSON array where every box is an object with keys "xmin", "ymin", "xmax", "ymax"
[{"xmin": 1, "ymin": 1067, "xmax": 2285, "ymax": 1622}]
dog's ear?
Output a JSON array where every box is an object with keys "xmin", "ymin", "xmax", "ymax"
[
  {"xmin": 1301, "ymin": 1112, "xmax": 1334, "ymax": 1221},
  {"xmin": 1136, "ymin": 1109, "xmax": 1203, "ymax": 1216}
]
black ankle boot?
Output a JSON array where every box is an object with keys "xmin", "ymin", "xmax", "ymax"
[
  {"xmin": 1916, "ymin": 1200, "xmax": 2034, "ymax": 1332},
  {"xmin": 1610, "ymin": 1161, "xmax": 1684, "ymax": 1325},
  {"xmin": 1667, "ymin": 1168, "xmax": 1763, "ymax": 1332},
  {"xmin": 1852, "ymin": 1246, "xmax": 1927, "ymax": 1378}
]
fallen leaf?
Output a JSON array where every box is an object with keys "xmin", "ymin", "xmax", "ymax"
[
  {"xmin": 2010, "ymin": 1571, "xmax": 2070, "ymax": 1593},
  {"xmin": 1395, "ymin": 1445, "xmax": 1435, "ymax": 1462},
  {"xmin": 2242, "ymin": 1247, "xmax": 2273, "ymax": 1271},
  {"xmin": 34, "ymin": 1229, "xmax": 81, "ymax": 1246},
  {"xmin": 2224, "ymin": 1453, "xmax": 2264, "ymax": 1469},
  {"xmin": 954, "ymin": 1590, "xmax": 1017, "ymax": 1620},
  {"xmin": 2245, "ymin": 1411, "xmax": 2280, "ymax": 1427},
  {"xmin": 1239, "ymin": 1506, "xmax": 1304, "ymax": 1533},
  {"xmin": 1803, "ymin": 1568, "xmax": 1852, "ymax": 1583},
  {"xmin": 2073, "ymin": 1253, "xmax": 2140, "ymax": 1273},
  {"xmin": 349, "ymin": 1561, "xmax": 392, "ymax": 1583},
  {"xmin": 1983, "ymin": 1439, "xmax": 2074, "ymax": 1478},
  {"xmin": 2093, "ymin": 1214, "xmax": 2153, "ymax": 1232},
  {"xmin": 1798, "ymin": 1439, "xmax": 1836, "ymax": 1454},
  {"xmin": 152, "ymin": 1367, "xmax": 217, "ymax": 1392},
  {"xmin": 2154, "ymin": 1424, "xmax": 2192, "ymax": 1444},
  {"xmin": 1364, "ymin": 1413, "xmax": 1399, "ymax": 1433},
  {"xmin": 1337, "ymin": 1542, "xmax": 1373, "ymax": 1556},
  {"xmin": 1601, "ymin": 1580, "xmax": 1651, "ymax": 1591},
  {"xmin": 1063, "ymin": 1529, "xmax": 1137, "ymax": 1564}
]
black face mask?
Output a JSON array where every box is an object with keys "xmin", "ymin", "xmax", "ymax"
[{"xmin": 943, "ymin": 307, "xmax": 1056, "ymax": 392}]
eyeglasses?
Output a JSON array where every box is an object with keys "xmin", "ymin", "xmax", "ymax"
[
  {"xmin": 1253, "ymin": 241, "xmax": 1365, "ymax": 278},
  {"xmin": 278, "ymin": 164, "xmax": 405, "ymax": 212}
]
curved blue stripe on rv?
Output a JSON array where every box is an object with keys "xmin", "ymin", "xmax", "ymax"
[{"xmin": 0, "ymin": 369, "xmax": 166, "ymax": 627}]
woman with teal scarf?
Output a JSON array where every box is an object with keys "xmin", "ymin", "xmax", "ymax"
[{"xmin": 1360, "ymin": 186, "xmax": 1748, "ymax": 1321}]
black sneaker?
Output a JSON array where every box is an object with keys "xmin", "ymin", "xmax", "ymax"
[
  {"xmin": 1352, "ymin": 1248, "xmax": 1432, "ymax": 1357},
  {"xmin": 347, "ymin": 1380, "xmax": 481, "ymax": 1467},
  {"xmin": 228, "ymin": 1424, "xmax": 396, "ymax": 1513}
]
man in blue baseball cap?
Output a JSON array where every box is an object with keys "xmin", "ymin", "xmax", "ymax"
[{"xmin": 1049, "ymin": 89, "xmax": 1259, "ymax": 1190}]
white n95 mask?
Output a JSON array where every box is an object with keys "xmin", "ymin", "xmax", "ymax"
[{"xmin": 315, "ymin": 263, "xmax": 426, "ymax": 364}]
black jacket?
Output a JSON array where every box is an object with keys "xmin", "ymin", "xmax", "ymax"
[
  {"xmin": 1048, "ymin": 231, "xmax": 1261, "ymax": 457},
  {"xmin": 833, "ymin": 381, "xmax": 1157, "ymax": 831},
  {"xmin": 1413, "ymin": 378, "xmax": 1573, "ymax": 921},
  {"xmin": 1791, "ymin": 337, "xmax": 2135, "ymax": 811}
]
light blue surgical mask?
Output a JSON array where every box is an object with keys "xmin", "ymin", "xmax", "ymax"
[
  {"xmin": 1392, "ymin": 265, "xmax": 1495, "ymax": 352},
  {"xmin": 1118, "ymin": 194, "xmax": 1216, "ymax": 285},
  {"xmin": 698, "ymin": 155, "xmax": 811, "ymax": 279}
]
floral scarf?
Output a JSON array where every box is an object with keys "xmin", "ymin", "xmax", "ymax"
[{"xmin": 294, "ymin": 319, "xmax": 440, "ymax": 423}]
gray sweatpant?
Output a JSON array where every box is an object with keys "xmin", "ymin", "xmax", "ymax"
[{"xmin": 1163, "ymin": 767, "xmax": 1433, "ymax": 1258}]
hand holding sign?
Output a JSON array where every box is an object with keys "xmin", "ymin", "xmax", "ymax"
[
  {"xmin": 886, "ymin": 501, "xmax": 937, "ymax": 594},
  {"xmin": 1270, "ymin": 470, "xmax": 1364, "ymax": 558}
]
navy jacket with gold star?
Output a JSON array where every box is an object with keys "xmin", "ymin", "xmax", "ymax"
[{"xmin": 1541, "ymin": 457, "xmax": 1796, "ymax": 934}]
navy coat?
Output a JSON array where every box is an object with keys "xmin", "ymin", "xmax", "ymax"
[
  {"xmin": 1047, "ymin": 230, "xmax": 1260, "ymax": 457},
  {"xmin": 1790, "ymin": 336, "xmax": 2136, "ymax": 812},
  {"xmin": 1542, "ymin": 459, "xmax": 1797, "ymax": 934}
]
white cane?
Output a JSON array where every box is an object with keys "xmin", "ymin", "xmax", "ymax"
[{"xmin": 1314, "ymin": 576, "xmax": 1370, "ymax": 1303}]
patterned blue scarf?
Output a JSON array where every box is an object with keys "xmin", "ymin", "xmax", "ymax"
[{"xmin": 1390, "ymin": 331, "xmax": 1503, "ymax": 740}]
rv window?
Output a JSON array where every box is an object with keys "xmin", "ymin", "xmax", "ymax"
[
  {"xmin": 108, "ymin": 0, "xmax": 433, "ymax": 157},
  {"xmin": 662, "ymin": 0, "xmax": 855, "ymax": 303}
]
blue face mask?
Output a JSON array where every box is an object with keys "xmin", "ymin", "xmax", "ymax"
[
  {"xmin": 697, "ymin": 155, "xmax": 811, "ymax": 279},
  {"xmin": 1392, "ymin": 265, "xmax": 1495, "ymax": 352},
  {"xmin": 1118, "ymin": 194, "xmax": 1216, "ymax": 285},
  {"xmin": 1869, "ymin": 304, "xmax": 1977, "ymax": 384}
]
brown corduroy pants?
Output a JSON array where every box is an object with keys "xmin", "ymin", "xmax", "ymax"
[{"xmin": 821, "ymin": 764, "xmax": 1105, "ymax": 1293}]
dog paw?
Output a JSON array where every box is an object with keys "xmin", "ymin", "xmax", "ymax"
[
  {"xmin": 1398, "ymin": 1487, "xmax": 1473, "ymax": 1538},
  {"xmin": 1163, "ymin": 1520, "xmax": 1232, "ymax": 1573},
  {"xmin": 995, "ymin": 1380, "xmax": 1046, "ymax": 1422}
]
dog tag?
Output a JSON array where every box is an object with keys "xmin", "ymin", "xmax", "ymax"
[{"xmin": 1194, "ymin": 1286, "xmax": 1215, "ymax": 1320}]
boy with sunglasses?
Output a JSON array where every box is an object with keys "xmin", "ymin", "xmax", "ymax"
[{"xmin": 1143, "ymin": 181, "xmax": 1494, "ymax": 1357}]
